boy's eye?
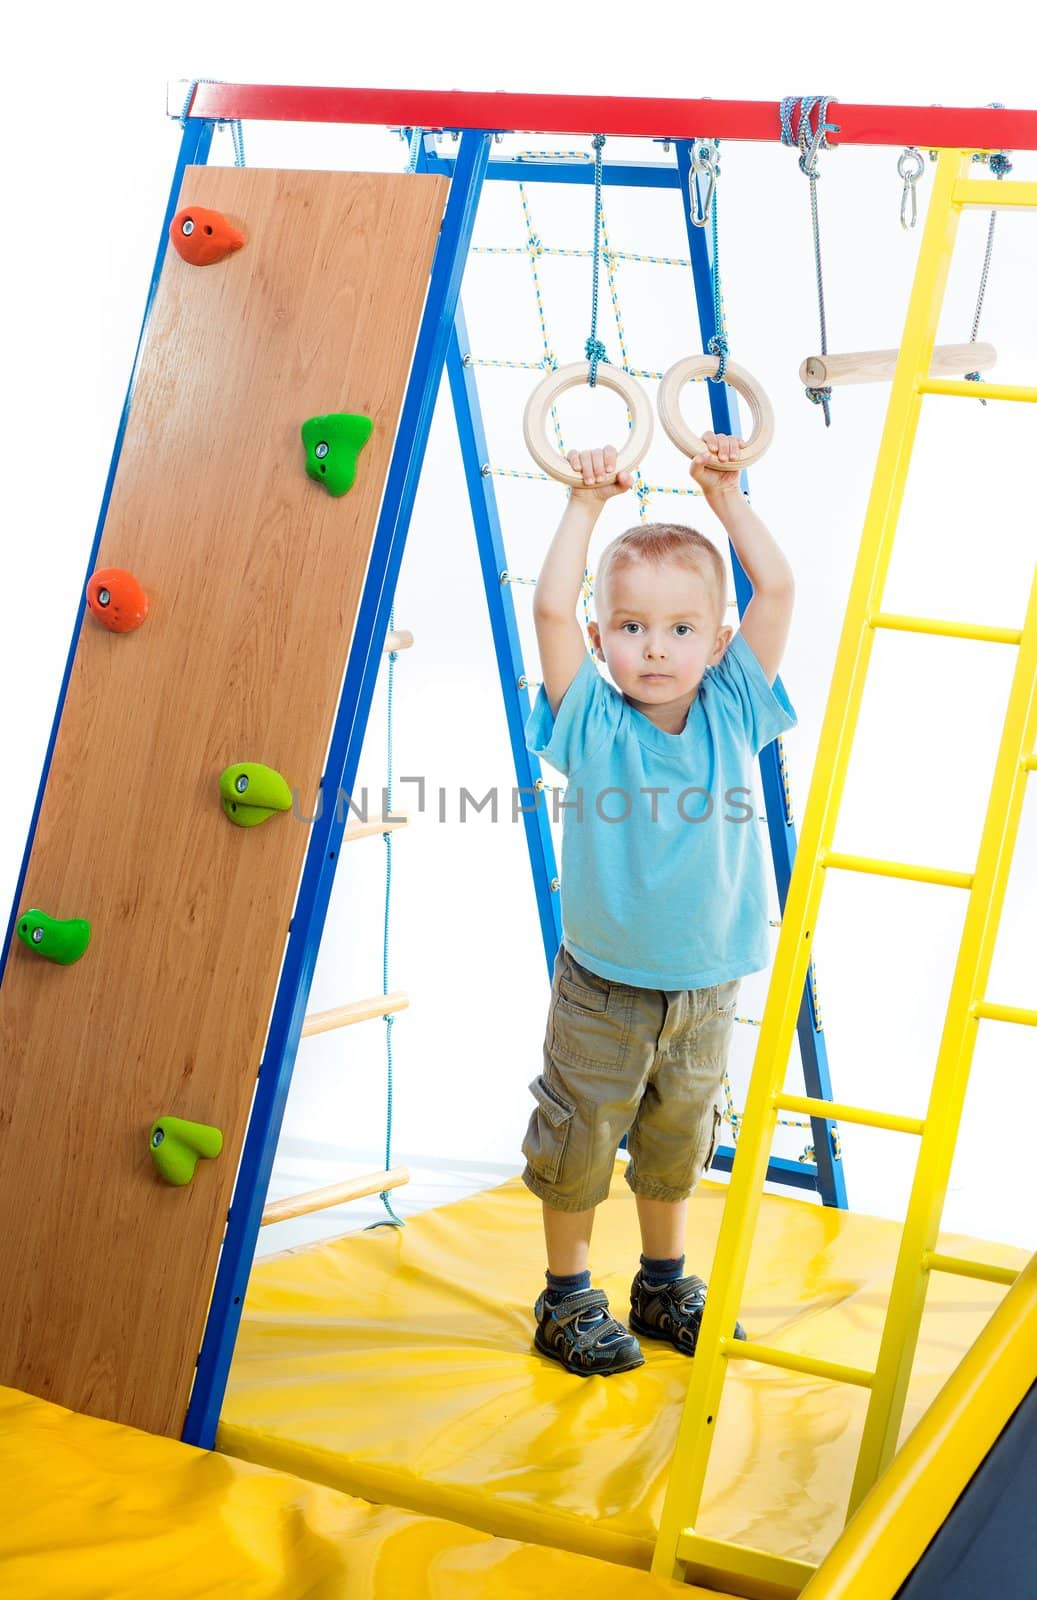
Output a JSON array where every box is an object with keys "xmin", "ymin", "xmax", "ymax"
[
  {"xmin": 622, "ymin": 622, "xmax": 641, "ymax": 634},
  {"xmin": 674, "ymin": 624, "xmax": 692, "ymax": 636}
]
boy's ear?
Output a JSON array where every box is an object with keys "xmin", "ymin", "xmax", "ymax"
[
  {"xmin": 587, "ymin": 621, "xmax": 605, "ymax": 659},
  {"xmin": 711, "ymin": 624, "xmax": 734, "ymax": 662}
]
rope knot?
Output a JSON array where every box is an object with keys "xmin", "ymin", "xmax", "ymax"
[
  {"xmin": 805, "ymin": 385, "xmax": 833, "ymax": 427},
  {"xmin": 526, "ymin": 232, "xmax": 544, "ymax": 257},
  {"xmin": 585, "ymin": 335, "xmax": 608, "ymax": 384},
  {"xmin": 989, "ymin": 151, "xmax": 1013, "ymax": 178},
  {"xmin": 591, "ymin": 133, "xmax": 606, "ymax": 151},
  {"xmin": 707, "ymin": 332, "xmax": 729, "ymax": 383}
]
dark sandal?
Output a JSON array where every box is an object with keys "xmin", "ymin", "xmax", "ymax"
[
  {"xmin": 629, "ymin": 1270, "xmax": 747, "ymax": 1356},
  {"xmin": 534, "ymin": 1287, "xmax": 644, "ymax": 1375}
]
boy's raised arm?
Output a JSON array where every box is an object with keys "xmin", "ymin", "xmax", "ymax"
[{"xmin": 532, "ymin": 447, "xmax": 631, "ymax": 717}]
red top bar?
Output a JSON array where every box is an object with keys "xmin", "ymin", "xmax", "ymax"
[{"xmin": 172, "ymin": 82, "xmax": 1035, "ymax": 150}]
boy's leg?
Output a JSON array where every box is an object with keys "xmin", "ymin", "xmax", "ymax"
[
  {"xmin": 542, "ymin": 1200, "xmax": 595, "ymax": 1276},
  {"xmin": 634, "ymin": 1194, "xmax": 688, "ymax": 1261},
  {"xmin": 626, "ymin": 980, "xmax": 747, "ymax": 1354}
]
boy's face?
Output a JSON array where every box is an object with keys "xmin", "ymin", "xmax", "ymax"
[{"xmin": 587, "ymin": 559, "xmax": 731, "ymax": 715}]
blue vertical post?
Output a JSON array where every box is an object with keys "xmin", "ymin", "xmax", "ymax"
[
  {"xmin": 675, "ymin": 140, "xmax": 846, "ymax": 1208},
  {"xmin": 443, "ymin": 303, "xmax": 562, "ymax": 964},
  {"xmin": 0, "ymin": 115, "xmax": 215, "ymax": 984},
  {"xmin": 183, "ymin": 129, "xmax": 494, "ymax": 1448}
]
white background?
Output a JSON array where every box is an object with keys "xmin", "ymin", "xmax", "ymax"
[{"xmin": 2, "ymin": 5, "xmax": 1035, "ymax": 1256}]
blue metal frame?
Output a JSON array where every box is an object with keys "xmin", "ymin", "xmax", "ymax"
[
  {"xmin": 445, "ymin": 307, "xmax": 562, "ymax": 957},
  {"xmin": 182, "ymin": 129, "xmax": 493, "ymax": 1449},
  {"xmin": 0, "ymin": 115, "xmax": 215, "ymax": 988}
]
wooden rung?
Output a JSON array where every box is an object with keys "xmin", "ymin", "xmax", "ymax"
[
  {"xmin": 343, "ymin": 813, "xmax": 410, "ymax": 841},
  {"xmin": 261, "ymin": 1165, "xmax": 410, "ymax": 1227},
  {"xmin": 302, "ymin": 990, "xmax": 409, "ymax": 1037},
  {"xmin": 384, "ymin": 629, "xmax": 414, "ymax": 653},
  {"xmin": 799, "ymin": 341, "xmax": 996, "ymax": 388}
]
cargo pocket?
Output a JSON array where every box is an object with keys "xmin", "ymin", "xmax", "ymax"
[
  {"xmin": 550, "ymin": 965, "xmax": 631, "ymax": 1073},
  {"xmin": 521, "ymin": 1074, "xmax": 575, "ymax": 1186}
]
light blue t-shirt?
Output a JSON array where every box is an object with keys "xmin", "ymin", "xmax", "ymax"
[{"xmin": 525, "ymin": 629, "xmax": 797, "ymax": 989}]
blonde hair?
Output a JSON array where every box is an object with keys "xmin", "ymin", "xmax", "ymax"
[{"xmin": 594, "ymin": 523, "xmax": 727, "ymax": 628}]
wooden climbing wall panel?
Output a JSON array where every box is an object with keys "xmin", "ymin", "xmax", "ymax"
[{"xmin": 0, "ymin": 164, "xmax": 448, "ymax": 1437}]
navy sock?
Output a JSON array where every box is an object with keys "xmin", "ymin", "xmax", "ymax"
[
  {"xmin": 544, "ymin": 1269, "xmax": 591, "ymax": 1305},
  {"xmin": 640, "ymin": 1253, "xmax": 685, "ymax": 1286}
]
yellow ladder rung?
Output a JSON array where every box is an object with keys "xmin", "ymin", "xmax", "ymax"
[
  {"xmin": 773, "ymin": 1093, "xmax": 925, "ymax": 1136},
  {"xmin": 1024, "ymin": 754, "xmax": 1037, "ymax": 771},
  {"xmin": 925, "ymin": 1251, "xmax": 1019, "ymax": 1287},
  {"xmin": 870, "ymin": 611, "xmax": 1022, "ymax": 645},
  {"xmin": 919, "ymin": 379, "xmax": 1037, "ymax": 403},
  {"xmin": 953, "ymin": 178, "xmax": 1037, "ymax": 209},
  {"xmin": 971, "ymin": 999, "xmax": 1037, "ymax": 1026},
  {"xmin": 726, "ymin": 1338, "xmax": 875, "ymax": 1388},
  {"xmin": 821, "ymin": 850, "xmax": 973, "ymax": 889},
  {"xmin": 673, "ymin": 1531, "xmax": 817, "ymax": 1599}
]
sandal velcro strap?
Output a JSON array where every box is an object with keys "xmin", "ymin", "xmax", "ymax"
[
  {"xmin": 671, "ymin": 1275, "xmax": 708, "ymax": 1307},
  {"xmin": 547, "ymin": 1288, "xmax": 610, "ymax": 1327}
]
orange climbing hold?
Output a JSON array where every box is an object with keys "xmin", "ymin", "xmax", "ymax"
[
  {"xmin": 169, "ymin": 205, "xmax": 246, "ymax": 266},
  {"xmin": 85, "ymin": 568, "xmax": 149, "ymax": 634}
]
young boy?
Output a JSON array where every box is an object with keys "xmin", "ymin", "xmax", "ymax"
[{"xmin": 522, "ymin": 432, "xmax": 796, "ymax": 1375}]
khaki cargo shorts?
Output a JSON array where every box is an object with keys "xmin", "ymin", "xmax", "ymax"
[{"xmin": 521, "ymin": 942, "xmax": 740, "ymax": 1212}]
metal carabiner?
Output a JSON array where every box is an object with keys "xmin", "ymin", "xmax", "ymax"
[
  {"xmin": 690, "ymin": 141, "xmax": 717, "ymax": 228},
  {"xmin": 898, "ymin": 147, "xmax": 925, "ymax": 229}
]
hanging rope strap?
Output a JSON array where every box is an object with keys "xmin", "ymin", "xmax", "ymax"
[
  {"xmin": 367, "ymin": 598, "xmax": 405, "ymax": 1230},
  {"xmin": 585, "ymin": 135, "xmax": 609, "ymax": 385},
  {"xmin": 704, "ymin": 143, "xmax": 729, "ymax": 383},
  {"xmin": 688, "ymin": 140, "xmax": 729, "ymax": 381},
  {"xmin": 179, "ymin": 79, "xmax": 246, "ymax": 166},
  {"xmin": 780, "ymin": 96, "xmax": 840, "ymax": 426},
  {"xmin": 965, "ymin": 105, "xmax": 1013, "ymax": 400}
]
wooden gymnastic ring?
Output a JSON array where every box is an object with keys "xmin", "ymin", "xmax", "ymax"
[
  {"xmin": 656, "ymin": 355, "xmax": 774, "ymax": 469},
  {"xmin": 522, "ymin": 361, "xmax": 654, "ymax": 487}
]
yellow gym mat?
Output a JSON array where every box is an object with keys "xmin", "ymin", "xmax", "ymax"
[
  {"xmin": 0, "ymin": 1384, "xmax": 709, "ymax": 1599},
  {"xmin": 221, "ymin": 1168, "xmax": 1025, "ymax": 1572}
]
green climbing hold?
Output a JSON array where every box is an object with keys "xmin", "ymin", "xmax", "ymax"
[
  {"xmin": 149, "ymin": 1116, "xmax": 223, "ymax": 1186},
  {"xmin": 16, "ymin": 909, "xmax": 91, "ymax": 965},
  {"xmin": 219, "ymin": 762, "xmax": 293, "ymax": 828},
  {"xmin": 301, "ymin": 412, "xmax": 373, "ymax": 497}
]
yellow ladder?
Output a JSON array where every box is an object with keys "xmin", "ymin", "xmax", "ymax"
[{"xmin": 652, "ymin": 147, "xmax": 1037, "ymax": 1598}]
